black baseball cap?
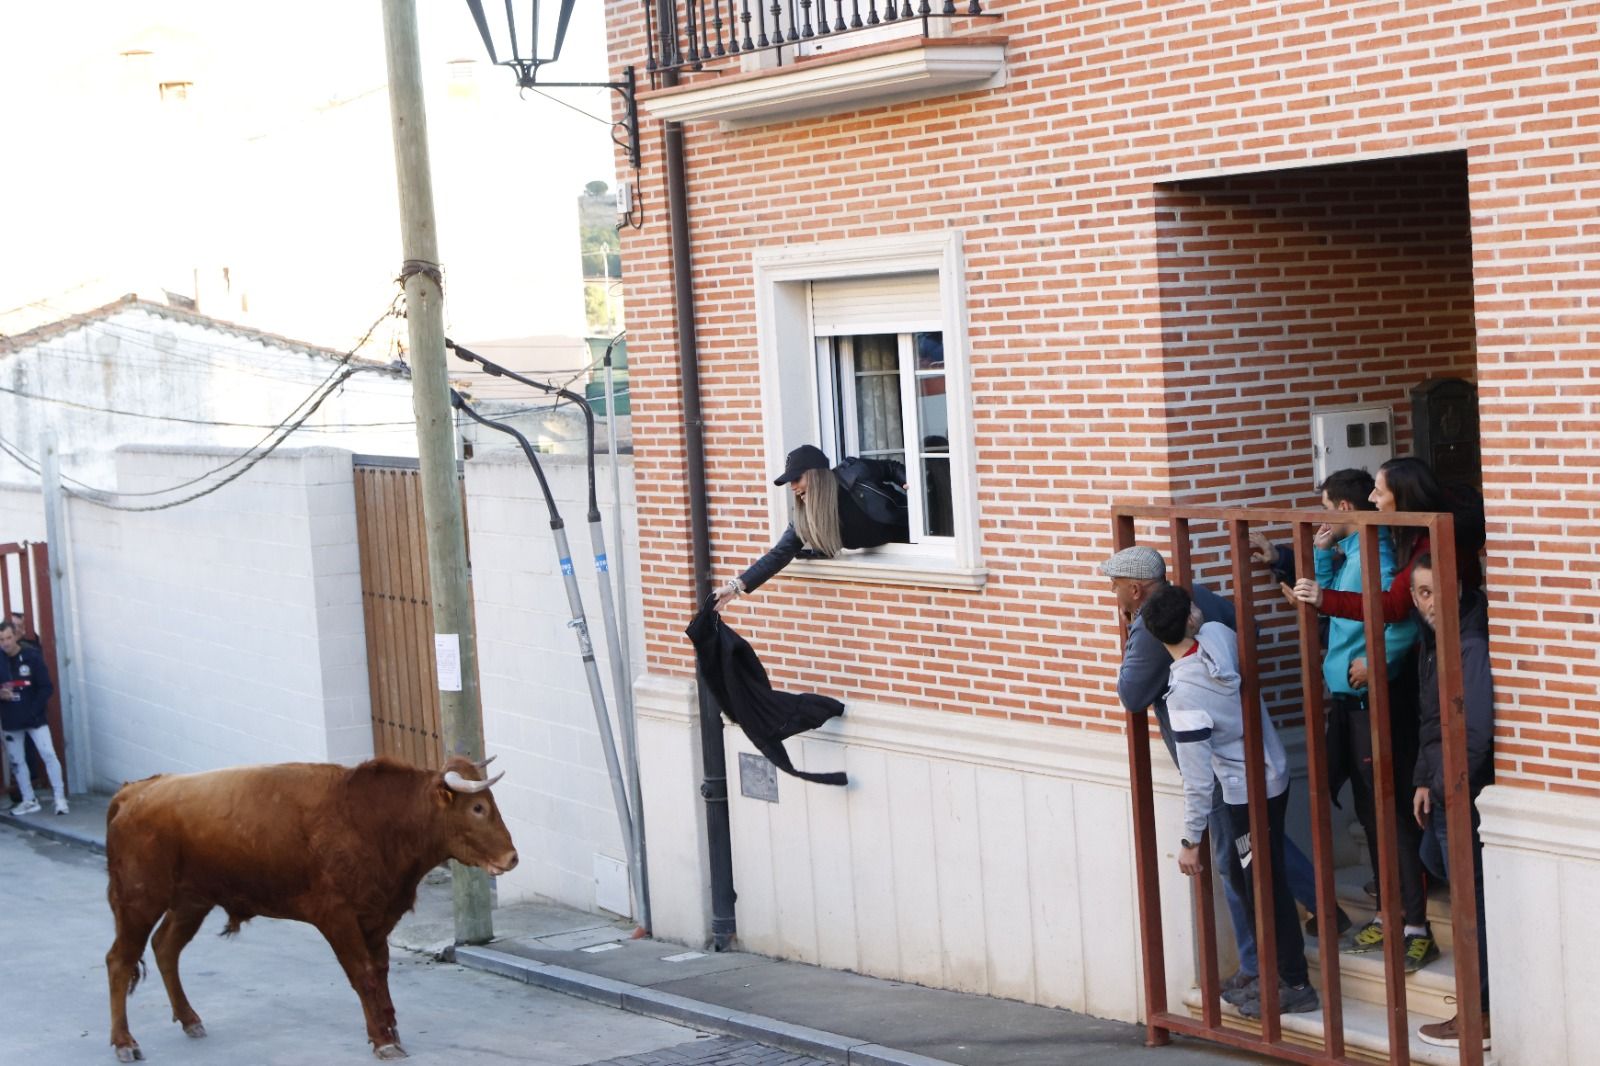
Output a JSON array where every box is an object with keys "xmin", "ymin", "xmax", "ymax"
[{"xmin": 774, "ymin": 444, "xmax": 831, "ymax": 485}]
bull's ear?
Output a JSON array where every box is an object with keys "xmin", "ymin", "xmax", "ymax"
[{"xmin": 433, "ymin": 777, "xmax": 456, "ymax": 807}]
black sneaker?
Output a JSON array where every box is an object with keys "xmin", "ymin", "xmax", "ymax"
[
  {"xmin": 1304, "ymin": 906, "xmax": 1353, "ymax": 939},
  {"xmin": 1364, "ymin": 878, "xmax": 1378, "ymax": 900},
  {"xmin": 1404, "ymin": 930, "xmax": 1440, "ymax": 973},
  {"xmin": 1342, "ymin": 918, "xmax": 1385, "ymax": 954},
  {"xmin": 1220, "ymin": 970, "xmax": 1257, "ymax": 1006},
  {"xmin": 1238, "ymin": 981, "xmax": 1320, "ymax": 1018}
]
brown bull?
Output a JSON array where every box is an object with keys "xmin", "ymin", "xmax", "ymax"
[{"xmin": 104, "ymin": 755, "xmax": 518, "ymax": 1062}]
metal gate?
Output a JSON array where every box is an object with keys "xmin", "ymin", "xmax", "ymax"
[
  {"xmin": 0, "ymin": 541, "xmax": 66, "ymax": 792},
  {"xmin": 352, "ymin": 457, "xmax": 469, "ymax": 768}
]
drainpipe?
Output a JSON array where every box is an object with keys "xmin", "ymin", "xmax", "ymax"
[{"xmin": 660, "ymin": 62, "xmax": 738, "ymax": 950}]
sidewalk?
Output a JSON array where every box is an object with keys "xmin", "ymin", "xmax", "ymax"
[{"xmin": 4, "ymin": 791, "xmax": 1263, "ymax": 1066}]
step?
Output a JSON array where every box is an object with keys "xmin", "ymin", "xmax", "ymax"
[
  {"xmin": 1330, "ymin": 862, "xmax": 1465, "ymax": 951},
  {"xmin": 1305, "ymin": 941, "xmax": 1462, "ymax": 1020},
  {"xmin": 1181, "ymin": 985, "xmax": 1497, "ymax": 1066}
]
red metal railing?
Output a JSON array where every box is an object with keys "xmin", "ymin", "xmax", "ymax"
[{"xmin": 1114, "ymin": 505, "xmax": 1484, "ymax": 1066}]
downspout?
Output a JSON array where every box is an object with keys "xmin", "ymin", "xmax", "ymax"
[{"xmin": 660, "ymin": 63, "xmax": 737, "ymax": 950}]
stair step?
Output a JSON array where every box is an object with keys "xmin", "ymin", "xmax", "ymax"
[
  {"xmin": 1182, "ymin": 985, "xmax": 1497, "ymax": 1066},
  {"xmin": 1305, "ymin": 942, "xmax": 1461, "ymax": 1020},
  {"xmin": 1331, "ymin": 864, "xmax": 1460, "ymax": 950}
]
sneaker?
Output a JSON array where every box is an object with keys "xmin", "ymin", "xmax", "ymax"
[
  {"xmin": 1220, "ymin": 970, "xmax": 1257, "ymax": 1006},
  {"xmin": 1238, "ymin": 980, "xmax": 1320, "ymax": 1018},
  {"xmin": 1342, "ymin": 918, "xmax": 1385, "ymax": 954},
  {"xmin": 1418, "ymin": 1012, "xmax": 1492, "ymax": 1049},
  {"xmin": 1363, "ymin": 878, "xmax": 1378, "ymax": 900},
  {"xmin": 1404, "ymin": 930, "xmax": 1440, "ymax": 973},
  {"xmin": 54, "ymin": 799, "xmax": 69, "ymax": 816},
  {"xmin": 10, "ymin": 798, "xmax": 41, "ymax": 816},
  {"xmin": 1304, "ymin": 906, "xmax": 1353, "ymax": 939}
]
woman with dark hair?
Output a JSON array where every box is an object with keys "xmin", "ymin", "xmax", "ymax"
[
  {"xmin": 713, "ymin": 445, "xmax": 908, "ymax": 611},
  {"xmin": 1291, "ymin": 456, "xmax": 1484, "ymax": 621}
]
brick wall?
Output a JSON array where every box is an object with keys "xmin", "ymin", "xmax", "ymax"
[{"xmin": 606, "ymin": 1, "xmax": 1600, "ymax": 791}]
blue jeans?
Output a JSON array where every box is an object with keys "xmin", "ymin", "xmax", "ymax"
[
  {"xmin": 1211, "ymin": 781, "xmax": 1319, "ymax": 978},
  {"xmin": 1419, "ymin": 800, "xmax": 1489, "ymax": 1010}
]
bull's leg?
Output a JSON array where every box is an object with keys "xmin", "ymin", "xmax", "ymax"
[
  {"xmin": 363, "ymin": 928, "xmax": 399, "ymax": 1048},
  {"xmin": 151, "ymin": 902, "xmax": 214, "ymax": 1038},
  {"xmin": 106, "ymin": 903, "xmax": 161, "ymax": 1062},
  {"xmin": 317, "ymin": 916, "xmax": 405, "ymax": 1059}
]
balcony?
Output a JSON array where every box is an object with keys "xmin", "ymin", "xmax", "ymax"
[{"xmin": 639, "ymin": 1, "xmax": 1005, "ymax": 127}]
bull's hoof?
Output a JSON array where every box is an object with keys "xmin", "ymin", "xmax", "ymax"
[
  {"xmin": 373, "ymin": 1043, "xmax": 408, "ymax": 1060},
  {"xmin": 183, "ymin": 1022, "xmax": 207, "ymax": 1039},
  {"xmin": 114, "ymin": 1043, "xmax": 144, "ymax": 1062}
]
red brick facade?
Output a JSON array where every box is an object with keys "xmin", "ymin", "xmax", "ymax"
[{"xmin": 606, "ymin": 2, "xmax": 1600, "ymax": 792}]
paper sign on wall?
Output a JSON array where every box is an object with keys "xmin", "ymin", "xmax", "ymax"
[{"xmin": 434, "ymin": 634, "xmax": 462, "ymax": 691}]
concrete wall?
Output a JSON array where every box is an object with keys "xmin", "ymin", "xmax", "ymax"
[
  {"xmin": 464, "ymin": 446, "xmax": 645, "ymax": 916},
  {"xmin": 5, "ymin": 446, "xmax": 375, "ymax": 789}
]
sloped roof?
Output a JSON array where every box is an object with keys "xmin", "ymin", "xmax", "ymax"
[{"xmin": 0, "ymin": 294, "xmax": 405, "ymax": 376}]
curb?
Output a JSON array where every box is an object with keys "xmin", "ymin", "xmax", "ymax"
[
  {"xmin": 452, "ymin": 944, "xmax": 959, "ymax": 1066},
  {"xmin": 0, "ymin": 812, "xmax": 107, "ymax": 855}
]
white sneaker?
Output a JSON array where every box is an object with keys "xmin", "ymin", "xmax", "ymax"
[
  {"xmin": 54, "ymin": 799, "xmax": 70, "ymax": 815},
  {"xmin": 11, "ymin": 798, "xmax": 41, "ymax": 815}
]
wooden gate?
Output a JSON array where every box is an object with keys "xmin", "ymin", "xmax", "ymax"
[
  {"xmin": 352, "ymin": 457, "xmax": 467, "ymax": 768},
  {"xmin": 1, "ymin": 542, "xmax": 66, "ymax": 793}
]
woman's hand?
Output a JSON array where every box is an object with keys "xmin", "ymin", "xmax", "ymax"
[
  {"xmin": 1290, "ymin": 578, "xmax": 1324, "ymax": 608},
  {"xmin": 1413, "ymin": 787, "xmax": 1431, "ymax": 828},
  {"xmin": 1178, "ymin": 843, "xmax": 1204, "ymax": 877},
  {"xmin": 712, "ymin": 581, "xmax": 742, "ymax": 614}
]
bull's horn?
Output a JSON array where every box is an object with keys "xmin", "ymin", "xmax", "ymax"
[
  {"xmin": 474, "ymin": 755, "xmax": 497, "ymax": 771},
  {"xmin": 444, "ymin": 769, "xmax": 505, "ymax": 794}
]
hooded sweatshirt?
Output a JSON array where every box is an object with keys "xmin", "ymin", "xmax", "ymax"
[{"xmin": 1167, "ymin": 622, "xmax": 1290, "ymax": 842}]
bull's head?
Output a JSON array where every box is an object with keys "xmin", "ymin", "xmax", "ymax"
[{"xmin": 436, "ymin": 755, "xmax": 519, "ymax": 876}]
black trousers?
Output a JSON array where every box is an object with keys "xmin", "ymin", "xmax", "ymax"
[
  {"xmin": 1221, "ymin": 788, "xmax": 1309, "ymax": 987},
  {"xmin": 1330, "ymin": 689, "xmax": 1429, "ymax": 927}
]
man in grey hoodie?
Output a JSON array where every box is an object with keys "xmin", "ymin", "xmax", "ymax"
[{"xmin": 1143, "ymin": 584, "xmax": 1318, "ymax": 1019}]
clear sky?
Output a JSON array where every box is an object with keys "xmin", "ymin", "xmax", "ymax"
[{"xmin": 0, "ymin": 0, "xmax": 618, "ymax": 351}]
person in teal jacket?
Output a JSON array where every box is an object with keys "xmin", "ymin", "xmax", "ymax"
[{"xmin": 1305, "ymin": 469, "xmax": 1434, "ymax": 971}]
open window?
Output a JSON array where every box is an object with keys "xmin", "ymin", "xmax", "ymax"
[{"xmin": 753, "ymin": 232, "xmax": 983, "ymax": 589}]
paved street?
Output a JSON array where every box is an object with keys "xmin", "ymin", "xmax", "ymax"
[{"xmin": 0, "ymin": 826, "xmax": 821, "ymax": 1066}]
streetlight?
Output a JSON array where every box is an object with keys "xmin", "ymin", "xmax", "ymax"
[{"xmin": 463, "ymin": 0, "xmax": 639, "ymax": 168}]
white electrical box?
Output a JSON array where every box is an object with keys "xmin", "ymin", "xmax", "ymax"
[
  {"xmin": 1312, "ymin": 404, "xmax": 1394, "ymax": 484},
  {"xmin": 594, "ymin": 853, "xmax": 631, "ymax": 918}
]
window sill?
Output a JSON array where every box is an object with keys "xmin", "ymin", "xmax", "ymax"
[
  {"xmin": 785, "ymin": 554, "xmax": 987, "ymax": 591},
  {"xmin": 637, "ymin": 36, "xmax": 1008, "ymax": 128}
]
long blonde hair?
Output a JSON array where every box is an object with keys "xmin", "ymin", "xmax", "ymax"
[{"xmin": 791, "ymin": 466, "xmax": 842, "ymax": 558}]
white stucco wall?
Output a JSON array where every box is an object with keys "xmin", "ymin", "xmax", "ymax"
[
  {"xmin": 61, "ymin": 445, "xmax": 373, "ymax": 787},
  {"xmin": 464, "ymin": 446, "xmax": 644, "ymax": 916}
]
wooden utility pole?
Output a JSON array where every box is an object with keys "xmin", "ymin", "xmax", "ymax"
[{"xmin": 379, "ymin": 0, "xmax": 492, "ymax": 944}]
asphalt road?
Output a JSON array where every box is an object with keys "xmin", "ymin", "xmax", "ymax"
[{"xmin": 1, "ymin": 825, "xmax": 824, "ymax": 1066}]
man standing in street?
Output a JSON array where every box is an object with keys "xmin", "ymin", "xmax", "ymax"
[{"xmin": 1, "ymin": 617, "xmax": 64, "ymax": 815}]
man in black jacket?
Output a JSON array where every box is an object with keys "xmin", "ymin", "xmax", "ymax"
[
  {"xmin": 1408, "ymin": 553, "xmax": 1494, "ymax": 1050},
  {"xmin": 714, "ymin": 445, "xmax": 908, "ymax": 608},
  {"xmin": 1, "ymin": 617, "xmax": 64, "ymax": 816}
]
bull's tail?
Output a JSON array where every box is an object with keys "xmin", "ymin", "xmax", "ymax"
[
  {"xmin": 126, "ymin": 957, "xmax": 148, "ymax": 997},
  {"xmin": 218, "ymin": 911, "xmax": 249, "ymax": 938}
]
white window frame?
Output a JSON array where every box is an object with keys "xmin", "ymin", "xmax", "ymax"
[{"xmin": 751, "ymin": 230, "xmax": 984, "ymax": 590}]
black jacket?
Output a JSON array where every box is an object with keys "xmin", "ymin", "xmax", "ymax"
[
  {"xmin": 1, "ymin": 643, "xmax": 55, "ymax": 732},
  {"xmin": 738, "ymin": 457, "xmax": 908, "ymax": 594},
  {"xmin": 1414, "ymin": 589, "xmax": 1495, "ymax": 803},
  {"xmin": 685, "ymin": 600, "xmax": 847, "ymax": 786}
]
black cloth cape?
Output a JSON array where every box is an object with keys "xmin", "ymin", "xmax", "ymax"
[{"xmin": 685, "ymin": 601, "xmax": 847, "ymax": 786}]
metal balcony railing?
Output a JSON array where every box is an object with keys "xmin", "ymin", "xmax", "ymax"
[
  {"xmin": 1113, "ymin": 505, "xmax": 1486, "ymax": 1066},
  {"xmin": 645, "ymin": 0, "xmax": 989, "ymax": 79}
]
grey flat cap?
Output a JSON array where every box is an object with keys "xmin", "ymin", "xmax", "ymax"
[{"xmin": 1099, "ymin": 545, "xmax": 1166, "ymax": 581}]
